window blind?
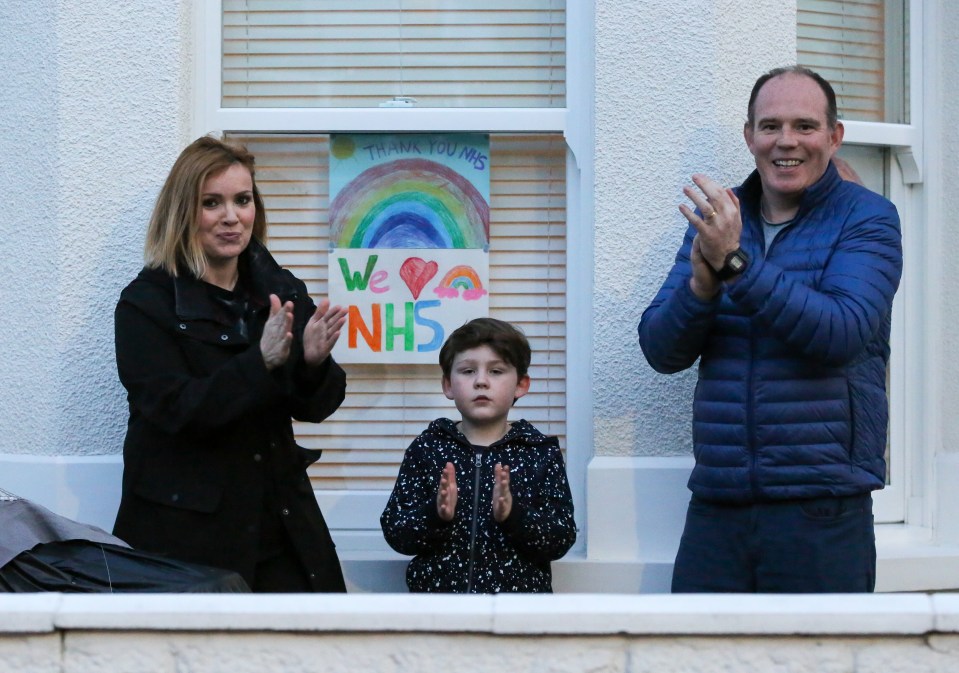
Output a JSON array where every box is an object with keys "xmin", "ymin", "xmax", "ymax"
[
  {"xmin": 797, "ymin": 0, "xmax": 887, "ymax": 122},
  {"xmin": 222, "ymin": 0, "xmax": 566, "ymax": 108},
  {"xmin": 230, "ymin": 133, "xmax": 567, "ymax": 490}
]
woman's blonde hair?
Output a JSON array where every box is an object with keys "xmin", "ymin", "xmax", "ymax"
[{"xmin": 144, "ymin": 135, "xmax": 267, "ymax": 277}]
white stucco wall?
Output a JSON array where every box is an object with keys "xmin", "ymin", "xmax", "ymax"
[
  {"xmin": 592, "ymin": 0, "xmax": 795, "ymax": 458},
  {"xmin": 939, "ymin": 3, "xmax": 959, "ymax": 455},
  {"xmin": 2, "ymin": 0, "xmax": 958, "ymax": 591},
  {"xmin": 2, "ymin": 1, "xmax": 60, "ymax": 456},
  {"xmin": 0, "ymin": 1, "xmax": 191, "ymax": 457}
]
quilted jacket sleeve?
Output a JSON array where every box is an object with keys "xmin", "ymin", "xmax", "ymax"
[
  {"xmin": 638, "ymin": 224, "xmax": 721, "ymax": 374},
  {"xmin": 640, "ymin": 181, "xmax": 903, "ymax": 372}
]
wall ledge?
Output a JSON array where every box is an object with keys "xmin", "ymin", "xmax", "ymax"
[
  {"xmin": 875, "ymin": 523, "xmax": 959, "ymax": 591},
  {"xmin": 1, "ymin": 593, "xmax": 957, "ymax": 636}
]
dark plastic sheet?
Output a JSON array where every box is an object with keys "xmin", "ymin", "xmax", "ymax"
[{"xmin": 0, "ymin": 540, "xmax": 249, "ymax": 593}]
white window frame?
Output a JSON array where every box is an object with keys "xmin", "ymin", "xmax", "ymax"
[
  {"xmin": 832, "ymin": 0, "xmax": 922, "ymax": 524},
  {"xmin": 193, "ymin": 0, "xmax": 593, "ymax": 553}
]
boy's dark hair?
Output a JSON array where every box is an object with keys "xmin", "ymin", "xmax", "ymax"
[{"xmin": 439, "ymin": 318, "xmax": 531, "ymax": 380}]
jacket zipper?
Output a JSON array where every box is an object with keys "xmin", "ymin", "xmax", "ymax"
[
  {"xmin": 747, "ymin": 322, "xmax": 759, "ymax": 500},
  {"xmin": 747, "ymin": 211, "xmax": 763, "ymax": 501},
  {"xmin": 749, "ymin": 210, "xmax": 799, "ymax": 499},
  {"xmin": 465, "ymin": 448, "xmax": 483, "ymax": 593}
]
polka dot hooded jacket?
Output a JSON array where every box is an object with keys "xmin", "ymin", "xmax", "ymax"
[{"xmin": 380, "ymin": 418, "xmax": 576, "ymax": 593}]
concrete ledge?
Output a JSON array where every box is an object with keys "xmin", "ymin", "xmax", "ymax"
[
  {"xmin": 586, "ymin": 455, "xmax": 692, "ymax": 564},
  {"xmin": 3, "ymin": 594, "xmax": 959, "ymax": 673},
  {"xmin": 0, "ymin": 593, "xmax": 60, "ymax": 634},
  {"xmin": 875, "ymin": 523, "xmax": 959, "ymax": 591},
  {"xmin": 51, "ymin": 594, "xmax": 496, "ymax": 633},
  {"xmin": 932, "ymin": 594, "xmax": 959, "ymax": 631},
  {"xmin": 0, "ymin": 593, "xmax": 949, "ymax": 636},
  {"xmin": 491, "ymin": 594, "xmax": 938, "ymax": 635}
]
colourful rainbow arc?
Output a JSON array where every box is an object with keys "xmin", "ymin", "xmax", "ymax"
[
  {"xmin": 433, "ymin": 265, "xmax": 488, "ymax": 301},
  {"xmin": 329, "ymin": 158, "xmax": 489, "ymax": 249}
]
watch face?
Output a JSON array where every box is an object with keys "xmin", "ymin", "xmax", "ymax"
[{"xmin": 717, "ymin": 248, "xmax": 748, "ymax": 280}]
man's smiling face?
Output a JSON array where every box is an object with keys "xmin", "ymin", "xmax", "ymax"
[{"xmin": 744, "ymin": 72, "xmax": 844, "ymax": 212}]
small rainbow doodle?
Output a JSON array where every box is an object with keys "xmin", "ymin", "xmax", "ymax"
[
  {"xmin": 434, "ymin": 265, "xmax": 488, "ymax": 301},
  {"xmin": 329, "ymin": 158, "xmax": 489, "ymax": 250}
]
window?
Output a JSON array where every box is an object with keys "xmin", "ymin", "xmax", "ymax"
[
  {"xmin": 197, "ymin": 1, "xmax": 590, "ymax": 551},
  {"xmin": 221, "ymin": 0, "xmax": 566, "ymax": 109},
  {"xmin": 798, "ymin": 0, "xmax": 908, "ymax": 123},
  {"xmin": 229, "ymin": 133, "xmax": 567, "ymax": 492},
  {"xmin": 798, "ymin": 0, "xmax": 919, "ymax": 523}
]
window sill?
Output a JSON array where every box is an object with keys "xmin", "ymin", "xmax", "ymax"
[{"xmin": 875, "ymin": 523, "xmax": 959, "ymax": 592}]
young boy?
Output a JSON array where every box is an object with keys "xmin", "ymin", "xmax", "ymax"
[{"xmin": 380, "ymin": 318, "xmax": 576, "ymax": 593}]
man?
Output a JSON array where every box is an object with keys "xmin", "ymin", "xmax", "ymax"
[{"xmin": 638, "ymin": 66, "xmax": 902, "ymax": 592}]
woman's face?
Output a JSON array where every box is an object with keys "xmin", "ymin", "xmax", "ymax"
[{"xmin": 197, "ymin": 163, "xmax": 256, "ymax": 269}]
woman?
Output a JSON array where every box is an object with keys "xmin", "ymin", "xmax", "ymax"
[{"xmin": 113, "ymin": 136, "xmax": 348, "ymax": 592}]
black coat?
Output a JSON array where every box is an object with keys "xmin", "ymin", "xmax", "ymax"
[{"xmin": 112, "ymin": 240, "xmax": 347, "ymax": 591}]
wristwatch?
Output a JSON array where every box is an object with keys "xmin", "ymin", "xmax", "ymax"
[{"xmin": 715, "ymin": 247, "xmax": 749, "ymax": 281}]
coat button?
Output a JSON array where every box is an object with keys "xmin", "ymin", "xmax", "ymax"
[
  {"xmin": 253, "ymin": 453, "xmax": 262, "ymax": 462},
  {"xmin": 178, "ymin": 323, "xmax": 187, "ymax": 330},
  {"xmin": 281, "ymin": 508, "xmax": 290, "ymax": 516},
  {"xmin": 220, "ymin": 334, "xmax": 229, "ymax": 341},
  {"xmin": 171, "ymin": 494, "xmax": 179, "ymax": 502}
]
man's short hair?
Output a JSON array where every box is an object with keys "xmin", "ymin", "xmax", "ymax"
[
  {"xmin": 439, "ymin": 318, "xmax": 531, "ymax": 381},
  {"xmin": 746, "ymin": 65, "xmax": 839, "ymax": 130}
]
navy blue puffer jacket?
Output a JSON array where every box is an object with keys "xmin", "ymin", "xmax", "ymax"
[{"xmin": 639, "ymin": 162, "xmax": 902, "ymax": 503}]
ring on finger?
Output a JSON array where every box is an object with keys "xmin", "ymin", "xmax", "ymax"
[{"xmin": 704, "ymin": 208, "xmax": 717, "ymax": 220}]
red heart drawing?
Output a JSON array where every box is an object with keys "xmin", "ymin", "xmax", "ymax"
[{"xmin": 399, "ymin": 257, "xmax": 438, "ymax": 300}]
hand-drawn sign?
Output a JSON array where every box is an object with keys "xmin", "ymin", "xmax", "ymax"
[{"xmin": 328, "ymin": 133, "xmax": 491, "ymax": 364}]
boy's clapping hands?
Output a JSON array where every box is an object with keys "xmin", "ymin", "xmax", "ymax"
[
  {"xmin": 437, "ymin": 462, "xmax": 458, "ymax": 522},
  {"xmin": 435, "ymin": 461, "xmax": 513, "ymax": 522},
  {"xmin": 492, "ymin": 463, "xmax": 512, "ymax": 522}
]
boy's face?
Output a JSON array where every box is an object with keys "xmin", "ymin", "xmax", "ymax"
[{"xmin": 442, "ymin": 345, "xmax": 530, "ymax": 430}]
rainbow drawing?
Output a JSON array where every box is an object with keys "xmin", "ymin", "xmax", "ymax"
[
  {"xmin": 434, "ymin": 265, "xmax": 488, "ymax": 301},
  {"xmin": 329, "ymin": 158, "xmax": 489, "ymax": 249}
]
